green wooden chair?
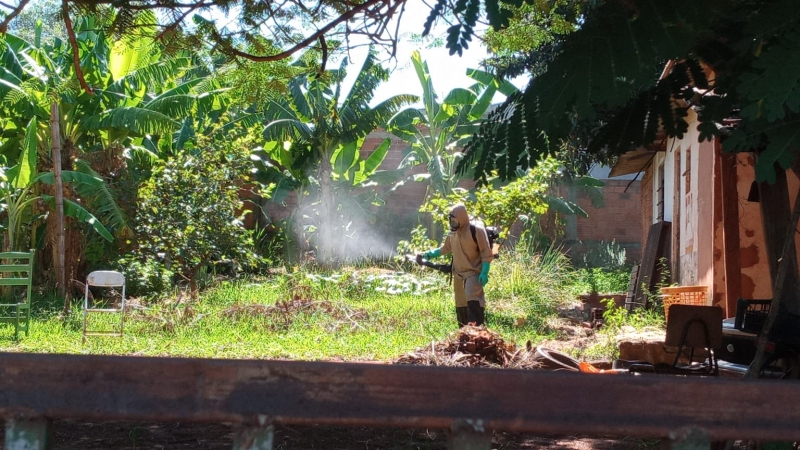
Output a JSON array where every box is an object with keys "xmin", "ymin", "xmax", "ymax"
[{"xmin": 0, "ymin": 250, "xmax": 35, "ymax": 340}]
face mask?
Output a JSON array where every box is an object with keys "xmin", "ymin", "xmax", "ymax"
[{"xmin": 449, "ymin": 214, "xmax": 459, "ymax": 232}]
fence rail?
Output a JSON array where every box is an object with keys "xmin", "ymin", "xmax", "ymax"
[{"xmin": 1, "ymin": 353, "xmax": 799, "ymax": 449}]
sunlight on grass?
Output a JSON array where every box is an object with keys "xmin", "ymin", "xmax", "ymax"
[{"xmin": 0, "ymin": 248, "xmax": 610, "ymax": 361}]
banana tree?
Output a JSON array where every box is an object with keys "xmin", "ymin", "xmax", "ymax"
[
  {"xmin": 0, "ymin": 119, "xmax": 113, "ymax": 252},
  {"xmin": 261, "ymin": 50, "xmax": 416, "ymax": 265},
  {"xmin": 0, "ymin": 16, "xmax": 224, "ymax": 300},
  {"xmin": 387, "ymin": 50, "xmax": 519, "ymax": 200}
]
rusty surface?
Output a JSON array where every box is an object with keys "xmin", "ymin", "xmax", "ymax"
[{"xmin": 1, "ymin": 353, "xmax": 800, "ymax": 442}]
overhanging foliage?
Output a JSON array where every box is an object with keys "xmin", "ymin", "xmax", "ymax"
[{"xmin": 424, "ymin": 0, "xmax": 800, "ymax": 184}]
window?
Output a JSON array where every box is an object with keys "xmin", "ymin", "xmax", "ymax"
[{"xmin": 656, "ymin": 161, "xmax": 665, "ymax": 221}]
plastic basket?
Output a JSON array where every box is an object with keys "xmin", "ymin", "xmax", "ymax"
[
  {"xmin": 734, "ymin": 299, "xmax": 771, "ymax": 334},
  {"xmin": 660, "ymin": 286, "xmax": 709, "ymax": 323}
]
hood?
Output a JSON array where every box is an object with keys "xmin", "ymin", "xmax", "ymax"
[{"xmin": 449, "ymin": 203, "xmax": 469, "ymax": 231}]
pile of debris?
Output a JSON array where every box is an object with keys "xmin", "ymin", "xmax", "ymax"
[{"xmin": 395, "ymin": 326, "xmax": 542, "ymax": 369}]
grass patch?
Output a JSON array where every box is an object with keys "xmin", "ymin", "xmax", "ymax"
[{"xmin": 0, "ymin": 247, "xmax": 611, "ymax": 361}]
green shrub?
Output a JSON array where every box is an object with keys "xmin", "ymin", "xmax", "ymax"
[
  {"xmin": 573, "ymin": 267, "xmax": 631, "ymax": 294},
  {"xmin": 114, "ymin": 255, "xmax": 175, "ymax": 299},
  {"xmin": 135, "ymin": 133, "xmax": 259, "ymax": 293},
  {"xmin": 572, "ymin": 240, "xmax": 628, "ymax": 270}
]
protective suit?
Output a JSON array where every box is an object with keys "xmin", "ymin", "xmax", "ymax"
[{"xmin": 432, "ymin": 203, "xmax": 494, "ymax": 326}]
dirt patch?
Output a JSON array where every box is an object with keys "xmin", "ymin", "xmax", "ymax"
[{"xmin": 27, "ymin": 420, "xmax": 657, "ymax": 449}]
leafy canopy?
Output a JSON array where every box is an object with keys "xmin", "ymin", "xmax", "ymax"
[{"xmin": 424, "ymin": 0, "xmax": 800, "ymax": 184}]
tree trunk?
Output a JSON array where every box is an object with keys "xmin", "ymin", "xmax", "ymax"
[
  {"xmin": 318, "ymin": 155, "xmax": 335, "ymax": 267},
  {"xmin": 50, "ymin": 103, "xmax": 67, "ymax": 310}
]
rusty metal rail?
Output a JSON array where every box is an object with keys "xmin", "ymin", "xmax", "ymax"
[{"xmin": 1, "ymin": 353, "xmax": 800, "ymax": 449}]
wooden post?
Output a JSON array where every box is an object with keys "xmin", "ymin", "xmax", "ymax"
[
  {"xmin": 718, "ymin": 146, "xmax": 741, "ymax": 316},
  {"xmin": 449, "ymin": 419, "xmax": 492, "ymax": 450},
  {"xmin": 50, "ymin": 102, "xmax": 66, "ymax": 307},
  {"xmin": 5, "ymin": 418, "xmax": 51, "ymax": 450},
  {"xmin": 667, "ymin": 427, "xmax": 711, "ymax": 450},
  {"xmin": 757, "ymin": 166, "xmax": 800, "ymax": 311},
  {"xmin": 233, "ymin": 422, "xmax": 273, "ymax": 450}
]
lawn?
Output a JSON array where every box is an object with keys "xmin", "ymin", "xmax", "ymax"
[{"xmin": 0, "ymin": 249, "xmax": 638, "ymax": 361}]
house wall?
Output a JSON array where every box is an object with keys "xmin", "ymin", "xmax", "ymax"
[
  {"xmin": 734, "ymin": 154, "xmax": 800, "ymax": 300},
  {"xmin": 640, "ymin": 111, "xmax": 716, "ymax": 303},
  {"xmin": 637, "ymin": 129, "xmax": 800, "ymax": 314}
]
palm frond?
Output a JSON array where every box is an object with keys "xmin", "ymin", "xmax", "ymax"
[
  {"xmin": 101, "ymin": 107, "xmax": 180, "ymax": 135},
  {"xmin": 40, "ymin": 195, "xmax": 114, "ymax": 241},
  {"xmin": 111, "ymin": 57, "xmax": 192, "ymax": 94},
  {"xmin": 288, "ymin": 77, "xmax": 313, "ymax": 120},
  {"xmin": 144, "ymin": 94, "xmax": 196, "ymax": 118},
  {"xmin": 344, "ymin": 94, "xmax": 417, "ymax": 142},
  {"xmin": 341, "ymin": 50, "xmax": 387, "ymax": 114},
  {"xmin": 71, "ymin": 160, "xmax": 133, "ymax": 237},
  {"xmin": 387, "ymin": 107, "xmax": 425, "ymax": 142},
  {"xmin": 263, "ymin": 118, "xmax": 313, "ymax": 142}
]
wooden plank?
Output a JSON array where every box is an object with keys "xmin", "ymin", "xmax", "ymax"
[
  {"xmin": 1, "ymin": 354, "xmax": 800, "ymax": 441},
  {"xmin": 635, "ymin": 221, "xmax": 671, "ymax": 306}
]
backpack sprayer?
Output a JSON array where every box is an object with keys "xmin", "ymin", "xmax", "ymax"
[{"xmin": 405, "ymin": 225, "xmax": 501, "ymax": 275}]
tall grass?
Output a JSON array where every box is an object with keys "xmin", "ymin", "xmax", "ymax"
[{"xmin": 0, "ymin": 245, "xmax": 584, "ymax": 361}]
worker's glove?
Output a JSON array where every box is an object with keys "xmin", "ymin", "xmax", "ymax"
[
  {"xmin": 422, "ymin": 249, "xmax": 440, "ymax": 260},
  {"xmin": 478, "ymin": 262, "xmax": 490, "ymax": 286}
]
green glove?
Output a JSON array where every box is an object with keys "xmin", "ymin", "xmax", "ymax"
[
  {"xmin": 478, "ymin": 262, "xmax": 490, "ymax": 286},
  {"xmin": 423, "ymin": 249, "xmax": 440, "ymax": 260}
]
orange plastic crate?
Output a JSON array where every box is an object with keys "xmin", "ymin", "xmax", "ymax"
[{"xmin": 660, "ymin": 286, "xmax": 709, "ymax": 323}]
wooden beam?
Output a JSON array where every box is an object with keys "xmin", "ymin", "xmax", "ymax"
[
  {"xmin": 718, "ymin": 147, "xmax": 741, "ymax": 316},
  {"xmin": 1, "ymin": 354, "xmax": 800, "ymax": 442},
  {"xmin": 758, "ymin": 166, "xmax": 800, "ymax": 309}
]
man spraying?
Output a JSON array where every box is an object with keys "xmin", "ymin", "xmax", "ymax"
[{"xmin": 420, "ymin": 203, "xmax": 494, "ymax": 327}]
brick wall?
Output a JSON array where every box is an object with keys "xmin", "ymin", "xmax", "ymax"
[
  {"xmin": 258, "ymin": 130, "xmax": 431, "ymax": 243},
  {"xmin": 573, "ymin": 179, "xmax": 642, "ymax": 261},
  {"xmin": 253, "ymin": 129, "xmax": 642, "ymax": 257}
]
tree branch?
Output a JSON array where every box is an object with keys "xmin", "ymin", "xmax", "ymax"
[
  {"xmin": 154, "ymin": 3, "xmax": 202, "ymax": 41},
  {"xmin": 209, "ymin": 0, "xmax": 398, "ymax": 62},
  {"xmin": 62, "ymin": 0, "xmax": 93, "ymax": 95},
  {"xmin": 0, "ymin": 0, "xmax": 31, "ymax": 33},
  {"xmin": 319, "ymin": 35, "xmax": 328, "ymax": 75}
]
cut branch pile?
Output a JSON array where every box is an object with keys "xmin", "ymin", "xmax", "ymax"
[{"xmin": 395, "ymin": 326, "xmax": 541, "ymax": 369}]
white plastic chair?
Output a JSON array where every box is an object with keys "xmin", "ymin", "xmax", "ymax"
[{"xmin": 83, "ymin": 270, "xmax": 126, "ymax": 342}]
